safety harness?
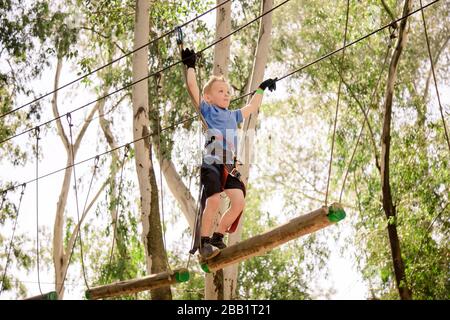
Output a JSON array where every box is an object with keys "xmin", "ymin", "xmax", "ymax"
[{"xmin": 204, "ymin": 134, "xmax": 244, "ymax": 190}]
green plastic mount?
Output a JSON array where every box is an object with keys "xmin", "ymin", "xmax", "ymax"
[
  {"xmin": 327, "ymin": 204, "xmax": 346, "ymax": 222},
  {"xmin": 46, "ymin": 291, "xmax": 58, "ymax": 300},
  {"xmin": 200, "ymin": 263, "xmax": 210, "ymax": 273},
  {"xmin": 85, "ymin": 291, "xmax": 92, "ymax": 300},
  {"xmin": 175, "ymin": 270, "xmax": 190, "ymax": 282}
]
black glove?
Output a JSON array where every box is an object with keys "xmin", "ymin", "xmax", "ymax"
[
  {"xmin": 258, "ymin": 78, "xmax": 277, "ymax": 92},
  {"xmin": 181, "ymin": 48, "xmax": 196, "ymax": 69}
]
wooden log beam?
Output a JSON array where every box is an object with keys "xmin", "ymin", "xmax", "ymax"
[
  {"xmin": 200, "ymin": 203, "xmax": 345, "ymax": 273},
  {"xmin": 85, "ymin": 268, "xmax": 189, "ymax": 300},
  {"xmin": 24, "ymin": 291, "xmax": 58, "ymax": 300}
]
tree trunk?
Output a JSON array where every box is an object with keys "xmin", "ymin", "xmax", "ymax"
[
  {"xmin": 224, "ymin": 0, "xmax": 273, "ymax": 300},
  {"xmin": 132, "ymin": 0, "xmax": 171, "ymax": 300},
  {"xmin": 51, "ymin": 58, "xmax": 70, "ymax": 296},
  {"xmin": 148, "ymin": 146, "xmax": 172, "ymax": 299},
  {"xmin": 380, "ymin": 0, "xmax": 412, "ymax": 300},
  {"xmin": 205, "ymin": 0, "xmax": 232, "ymax": 300},
  {"xmin": 150, "ymin": 89, "xmax": 196, "ymax": 229},
  {"xmin": 51, "ymin": 57, "xmax": 104, "ymax": 299},
  {"xmin": 213, "ymin": 0, "xmax": 232, "ymax": 78}
]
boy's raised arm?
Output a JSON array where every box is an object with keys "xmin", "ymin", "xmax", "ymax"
[
  {"xmin": 240, "ymin": 78, "xmax": 277, "ymax": 119},
  {"xmin": 186, "ymin": 68, "xmax": 200, "ymax": 107},
  {"xmin": 181, "ymin": 48, "xmax": 201, "ymax": 109}
]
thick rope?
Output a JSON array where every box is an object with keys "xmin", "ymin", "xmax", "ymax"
[
  {"xmin": 176, "ymin": 27, "xmax": 208, "ymax": 131},
  {"xmin": 34, "ymin": 127, "xmax": 43, "ymax": 295},
  {"xmin": 1, "ymin": 0, "xmax": 233, "ymax": 119},
  {"xmin": 1, "ymin": 115, "xmax": 198, "ymax": 195},
  {"xmin": 60, "ymin": 155, "xmax": 100, "ymax": 292},
  {"xmin": 338, "ymin": 29, "xmax": 395, "ymax": 202},
  {"xmin": 419, "ymin": 0, "xmax": 450, "ymax": 155},
  {"xmin": 109, "ymin": 144, "xmax": 130, "ymax": 265},
  {"xmin": 0, "ymin": 1, "xmax": 442, "ymax": 196},
  {"xmin": 0, "ymin": 0, "xmax": 290, "ymax": 146},
  {"xmin": 325, "ymin": 0, "xmax": 350, "ymax": 206},
  {"xmin": 187, "ymin": 51, "xmax": 206, "ymax": 268},
  {"xmin": 65, "ymin": 113, "xmax": 90, "ymax": 289},
  {"xmin": 154, "ymin": 73, "xmax": 172, "ymax": 273}
]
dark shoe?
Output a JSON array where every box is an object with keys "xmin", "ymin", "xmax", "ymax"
[
  {"xmin": 199, "ymin": 243, "xmax": 220, "ymax": 260},
  {"xmin": 210, "ymin": 232, "xmax": 227, "ymax": 249}
]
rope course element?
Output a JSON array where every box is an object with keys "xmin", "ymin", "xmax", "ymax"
[
  {"xmin": 23, "ymin": 291, "xmax": 58, "ymax": 300},
  {"xmin": 187, "ymin": 48, "xmax": 206, "ymax": 269},
  {"xmin": 230, "ymin": 0, "xmax": 440, "ymax": 104},
  {"xmin": 0, "ymin": 115, "xmax": 198, "ymax": 195},
  {"xmin": 418, "ymin": 0, "xmax": 450, "ymax": 154},
  {"xmin": 0, "ymin": 183, "xmax": 26, "ymax": 295},
  {"xmin": 199, "ymin": 204, "xmax": 346, "ymax": 273},
  {"xmin": 176, "ymin": 26, "xmax": 208, "ymax": 131},
  {"xmin": 337, "ymin": 27, "xmax": 396, "ymax": 202},
  {"xmin": 65, "ymin": 114, "xmax": 90, "ymax": 291},
  {"xmin": 0, "ymin": 0, "xmax": 290, "ymax": 146},
  {"xmin": 85, "ymin": 268, "xmax": 190, "ymax": 300},
  {"xmin": 0, "ymin": 0, "xmax": 441, "ymax": 198},
  {"xmin": 109, "ymin": 144, "xmax": 130, "ymax": 266},
  {"xmin": 2, "ymin": 0, "xmax": 443, "ymax": 299},
  {"xmin": 34, "ymin": 126, "xmax": 43, "ymax": 295},
  {"xmin": 0, "ymin": 0, "xmax": 233, "ymax": 120},
  {"xmin": 154, "ymin": 73, "xmax": 172, "ymax": 273},
  {"xmin": 324, "ymin": 0, "xmax": 350, "ymax": 207},
  {"xmin": 59, "ymin": 155, "xmax": 100, "ymax": 294}
]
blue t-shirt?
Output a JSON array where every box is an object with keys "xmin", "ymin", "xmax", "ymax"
[{"xmin": 200, "ymin": 100, "xmax": 243, "ymax": 164}]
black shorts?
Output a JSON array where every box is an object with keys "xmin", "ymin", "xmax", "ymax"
[{"xmin": 200, "ymin": 163, "xmax": 246, "ymax": 199}]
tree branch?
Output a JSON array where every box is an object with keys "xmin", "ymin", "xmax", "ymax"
[
  {"xmin": 77, "ymin": 26, "xmax": 127, "ymax": 54},
  {"xmin": 65, "ymin": 176, "xmax": 111, "ymax": 269},
  {"xmin": 74, "ymin": 88, "xmax": 110, "ymax": 150},
  {"xmin": 51, "ymin": 58, "xmax": 70, "ymax": 150},
  {"xmin": 380, "ymin": 0, "xmax": 398, "ymax": 29}
]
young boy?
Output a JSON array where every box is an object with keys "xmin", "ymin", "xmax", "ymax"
[{"xmin": 181, "ymin": 48, "xmax": 276, "ymax": 259}]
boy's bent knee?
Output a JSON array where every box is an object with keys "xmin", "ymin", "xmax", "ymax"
[{"xmin": 206, "ymin": 193, "xmax": 221, "ymax": 207}]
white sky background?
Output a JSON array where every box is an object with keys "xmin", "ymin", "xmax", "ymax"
[{"xmin": 9, "ymin": 0, "xmax": 450, "ymax": 300}]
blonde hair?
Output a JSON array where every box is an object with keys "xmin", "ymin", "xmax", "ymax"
[{"xmin": 202, "ymin": 75, "xmax": 229, "ymax": 95}]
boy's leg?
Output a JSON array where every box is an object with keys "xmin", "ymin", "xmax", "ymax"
[
  {"xmin": 198, "ymin": 193, "xmax": 221, "ymax": 260},
  {"xmin": 201, "ymin": 193, "xmax": 221, "ymax": 236},
  {"xmin": 198, "ymin": 163, "xmax": 222, "ymax": 259},
  {"xmin": 216, "ymin": 188, "xmax": 245, "ymax": 235}
]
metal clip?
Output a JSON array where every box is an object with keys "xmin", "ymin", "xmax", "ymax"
[
  {"xmin": 175, "ymin": 26, "xmax": 183, "ymax": 45},
  {"xmin": 66, "ymin": 113, "xmax": 73, "ymax": 127}
]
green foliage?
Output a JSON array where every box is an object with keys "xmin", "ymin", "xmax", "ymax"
[
  {"xmin": 0, "ymin": 189, "xmax": 40, "ymax": 297},
  {"xmin": 268, "ymin": 0, "xmax": 449, "ymax": 300}
]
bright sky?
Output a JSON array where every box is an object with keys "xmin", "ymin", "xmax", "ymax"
[{"xmin": 0, "ymin": 2, "xmax": 372, "ymax": 300}]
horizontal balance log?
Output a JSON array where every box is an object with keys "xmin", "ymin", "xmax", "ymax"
[
  {"xmin": 85, "ymin": 268, "xmax": 189, "ymax": 300},
  {"xmin": 201, "ymin": 203, "xmax": 345, "ymax": 273}
]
